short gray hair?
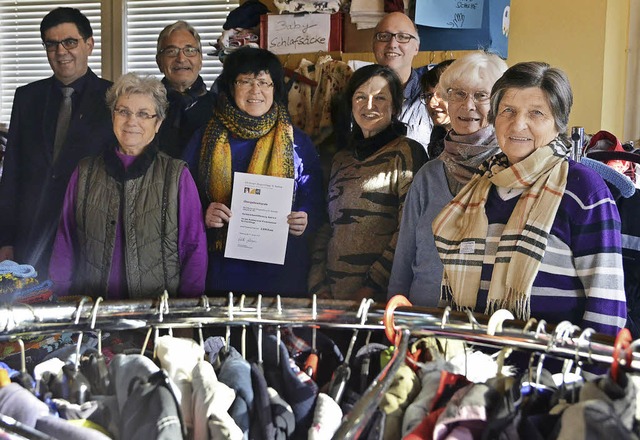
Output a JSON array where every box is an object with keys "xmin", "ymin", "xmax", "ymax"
[
  {"xmin": 488, "ymin": 61, "xmax": 573, "ymax": 134},
  {"xmin": 106, "ymin": 72, "xmax": 168, "ymax": 120},
  {"xmin": 157, "ymin": 20, "xmax": 202, "ymax": 53},
  {"xmin": 437, "ymin": 51, "xmax": 508, "ymax": 99}
]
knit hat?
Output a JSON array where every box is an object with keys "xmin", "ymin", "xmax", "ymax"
[{"xmin": 223, "ymin": 0, "xmax": 268, "ymax": 30}]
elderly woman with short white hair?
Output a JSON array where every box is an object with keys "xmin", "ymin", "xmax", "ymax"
[{"xmin": 389, "ymin": 51, "xmax": 507, "ymax": 306}]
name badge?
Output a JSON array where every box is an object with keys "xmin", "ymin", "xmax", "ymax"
[{"xmin": 460, "ymin": 241, "xmax": 475, "ymax": 254}]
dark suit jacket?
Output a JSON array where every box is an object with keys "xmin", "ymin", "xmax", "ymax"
[{"xmin": 0, "ymin": 69, "xmax": 115, "ymax": 275}]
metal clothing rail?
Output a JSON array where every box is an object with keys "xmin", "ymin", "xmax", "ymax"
[
  {"xmin": 1, "ymin": 295, "xmax": 639, "ymax": 370},
  {"xmin": 1, "ymin": 295, "xmax": 640, "ymax": 439}
]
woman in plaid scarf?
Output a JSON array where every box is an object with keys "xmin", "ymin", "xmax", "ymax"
[{"xmin": 433, "ymin": 62, "xmax": 626, "ymax": 336}]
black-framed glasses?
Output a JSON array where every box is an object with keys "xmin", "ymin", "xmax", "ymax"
[
  {"xmin": 113, "ymin": 108, "xmax": 158, "ymax": 120},
  {"xmin": 374, "ymin": 32, "xmax": 417, "ymax": 44},
  {"xmin": 234, "ymin": 79, "xmax": 274, "ymax": 90},
  {"xmin": 446, "ymin": 88, "xmax": 490, "ymax": 103},
  {"xmin": 43, "ymin": 38, "xmax": 82, "ymax": 52},
  {"xmin": 158, "ymin": 46, "xmax": 201, "ymax": 57}
]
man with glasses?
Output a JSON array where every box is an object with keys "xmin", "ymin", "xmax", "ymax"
[
  {"xmin": 372, "ymin": 12, "xmax": 432, "ymax": 151},
  {"xmin": 156, "ymin": 21, "xmax": 215, "ymax": 159},
  {"xmin": 0, "ymin": 7, "xmax": 114, "ymax": 276}
]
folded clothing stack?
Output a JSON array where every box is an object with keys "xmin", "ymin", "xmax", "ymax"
[{"xmin": 0, "ymin": 260, "xmax": 53, "ymax": 304}]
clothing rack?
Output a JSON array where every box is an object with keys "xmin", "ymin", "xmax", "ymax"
[{"xmin": 1, "ymin": 295, "xmax": 639, "ymax": 439}]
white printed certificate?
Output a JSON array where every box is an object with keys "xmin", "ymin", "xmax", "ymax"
[{"xmin": 224, "ymin": 172, "xmax": 294, "ymax": 265}]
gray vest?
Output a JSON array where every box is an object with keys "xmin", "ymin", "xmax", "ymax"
[{"xmin": 75, "ymin": 150, "xmax": 184, "ymax": 298}]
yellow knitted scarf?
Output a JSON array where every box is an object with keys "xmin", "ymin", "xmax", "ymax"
[
  {"xmin": 432, "ymin": 138, "xmax": 570, "ymax": 319},
  {"xmin": 199, "ymin": 94, "xmax": 294, "ymax": 250}
]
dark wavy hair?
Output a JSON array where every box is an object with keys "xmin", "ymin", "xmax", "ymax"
[
  {"xmin": 489, "ymin": 61, "xmax": 573, "ymax": 135},
  {"xmin": 40, "ymin": 7, "xmax": 93, "ymax": 40},
  {"xmin": 217, "ymin": 47, "xmax": 286, "ymax": 105}
]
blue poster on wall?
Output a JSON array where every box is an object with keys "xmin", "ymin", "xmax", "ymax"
[
  {"xmin": 416, "ymin": 0, "xmax": 510, "ymax": 59},
  {"xmin": 416, "ymin": 0, "xmax": 485, "ymax": 29}
]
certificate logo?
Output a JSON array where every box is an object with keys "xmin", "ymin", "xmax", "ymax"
[{"xmin": 243, "ymin": 187, "xmax": 261, "ymax": 195}]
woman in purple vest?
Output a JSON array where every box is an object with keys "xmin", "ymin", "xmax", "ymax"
[{"xmin": 49, "ymin": 73, "xmax": 207, "ymax": 299}]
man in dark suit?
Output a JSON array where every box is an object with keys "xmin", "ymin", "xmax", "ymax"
[
  {"xmin": 0, "ymin": 7, "xmax": 115, "ymax": 276},
  {"xmin": 155, "ymin": 20, "xmax": 215, "ymax": 158}
]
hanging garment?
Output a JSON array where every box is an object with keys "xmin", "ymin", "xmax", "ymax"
[
  {"xmin": 156, "ymin": 335, "xmax": 206, "ymax": 436},
  {"xmin": 263, "ymin": 334, "xmax": 318, "ymax": 438},
  {"xmin": 287, "ymin": 56, "xmax": 353, "ymax": 146},
  {"xmin": 0, "ymin": 383, "xmax": 110, "ymax": 439},
  {"xmin": 119, "ymin": 370, "xmax": 186, "ymax": 440},
  {"xmin": 267, "ymin": 387, "xmax": 296, "ymax": 439},
  {"xmin": 308, "ymin": 392, "xmax": 343, "ymax": 439},
  {"xmin": 205, "ymin": 337, "xmax": 254, "ymax": 439},
  {"xmin": 380, "ymin": 363, "xmax": 421, "ymax": 440},
  {"xmin": 192, "ymin": 360, "xmax": 243, "ymax": 440},
  {"xmin": 250, "ymin": 362, "xmax": 276, "ymax": 440},
  {"xmin": 553, "ymin": 371, "xmax": 638, "ymax": 440}
]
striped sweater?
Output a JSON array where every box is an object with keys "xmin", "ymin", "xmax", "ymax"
[
  {"xmin": 308, "ymin": 132, "xmax": 426, "ymax": 301},
  {"xmin": 466, "ymin": 160, "xmax": 626, "ymax": 336}
]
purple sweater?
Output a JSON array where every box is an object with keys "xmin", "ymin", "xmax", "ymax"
[
  {"xmin": 49, "ymin": 149, "xmax": 207, "ymax": 298},
  {"xmin": 476, "ymin": 160, "xmax": 627, "ymax": 336}
]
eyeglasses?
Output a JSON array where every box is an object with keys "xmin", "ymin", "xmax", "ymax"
[
  {"xmin": 158, "ymin": 46, "xmax": 201, "ymax": 57},
  {"xmin": 234, "ymin": 79, "xmax": 274, "ymax": 90},
  {"xmin": 446, "ymin": 88, "xmax": 491, "ymax": 103},
  {"xmin": 374, "ymin": 32, "xmax": 417, "ymax": 44},
  {"xmin": 419, "ymin": 92, "xmax": 436, "ymax": 105},
  {"xmin": 43, "ymin": 38, "xmax": 82, "ymax": 52},
  {"xmin": 113, "ymin": 108, "xmax": 158, "ymax": 120}
]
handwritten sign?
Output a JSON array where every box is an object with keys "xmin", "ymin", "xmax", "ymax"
[
  {"xmin": 266, "ymin": 13, "xmax": 331, "ymax": 54},
  {"xmin": 415, "ymin": 0, "xmax": 485, "ymax": 29}
]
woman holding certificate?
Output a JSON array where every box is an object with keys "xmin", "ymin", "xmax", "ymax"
[
  {"xmin": 183, "ymin": 47, "xmax": 324, "ymax": 297},
  {"xmin": 308, "ymin": 64, "xmax": 427, "ymax": 302}
]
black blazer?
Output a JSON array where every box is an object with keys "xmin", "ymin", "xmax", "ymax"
[{"xmin": 0, "ymin": 69, "xmax": 116, "ymax": 274}]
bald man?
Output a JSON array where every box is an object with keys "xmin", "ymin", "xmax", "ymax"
[{"xmin": 373, "ymin": 12, "xmax": 432, "ymax": 150}]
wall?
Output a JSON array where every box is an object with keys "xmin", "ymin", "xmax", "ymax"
[{"xmin": 508, "ymin": 0, "xmax": 630, "ymax": 136}]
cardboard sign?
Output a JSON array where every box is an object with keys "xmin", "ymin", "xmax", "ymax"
[{"xmin": 260, "ymin": 13, "xmax": 342, "ymax": 55}]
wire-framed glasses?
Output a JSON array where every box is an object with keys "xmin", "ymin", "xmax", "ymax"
[
  {"xmin": 113, "ymin": 108, "xmax": 158, "ymax": 120},
  {"xmin": 158, "ymin": 46, "xmax": 201, "ymax": 57},
  {"xmin": 446, "ymin": 88, "xmax": 491, "ymax": 103}
]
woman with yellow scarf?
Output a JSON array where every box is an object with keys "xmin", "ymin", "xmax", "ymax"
[{"xmin": 183, "ymin": 47, "xmax": 324, "ymax": 297}]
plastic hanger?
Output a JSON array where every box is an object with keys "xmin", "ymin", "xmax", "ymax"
[
  {"xmin": 383, "ymin": 294, "xmax": 412, "ymax": 345},
  {"xmin": 487, "ymin": 309, "xmax": 514, "ymax": 336},
  {"xmin": 611, "ymin": 328, "xmax": 633, "ymax": 384}
]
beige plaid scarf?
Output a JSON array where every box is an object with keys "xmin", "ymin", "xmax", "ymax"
[{"xmin": 432, "ymin": 138, "xmax": 570, "ymax": 319}]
